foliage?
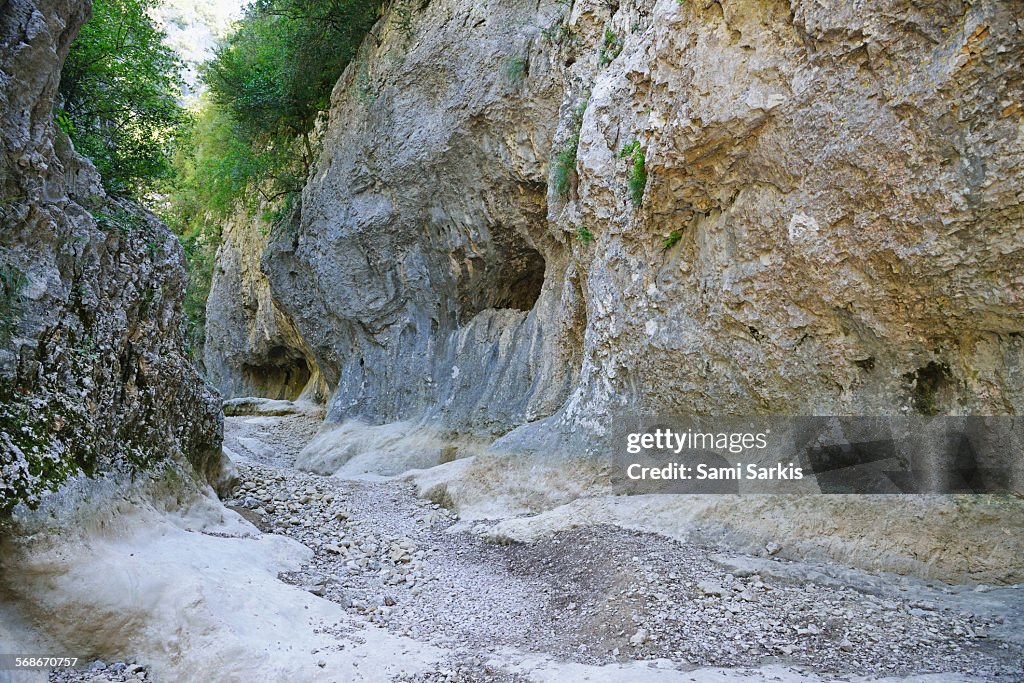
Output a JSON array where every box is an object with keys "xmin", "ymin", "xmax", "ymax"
[
  {"xmin": 663, "ymin": 230, "xmax": 683, "ymax": 250},
  {"xmin": 553, "ymin": 99, "xmax": 588, "ymax": 196},
  {"xmin": 172, "ymin": 101, "xmax": 266, "ymax": 219},
  {"xmin": 59, "ymin": 0, "xmax": 188, "ymax": 197},
  {"xmin": 618, "ymin": 140, "xmax": 640, "ymax": 158},
  {"xmin": 203, "ymin": 0, "xmax": 383, "ymax": 203},
  {"xmin": 575, "ymin": 226, "xmax": 594, "ymax": 244},
  {"xmin": 618, "ymin": 140, "xmax": 647, "ymax": 207},
  {"xmin": 599, "ymin": 28, "xmax": 624, "ymax": 66},
  {"xmin": 541, "ymin": 21, "xmax": 575, "ymax": 44},
  {"xmin": 504, "ymin": 57, "xmax": 528, "ymax": 84},
  {"xmin": 553, "ymin": 146, "xmax": 577, "ymax": 197},
  {"xmin": 177, "ymin": 226, "xmax": 218, "ymax": 356},
  {"xmin": 91, "ymin": 207, "xmax": 148, "ymax": 235},
  {"xmin": 169, "ymin": 0, "xmax": 384, "ymax": 351},
  {"xmin": 158, "ymin": 102, "xmax": 243, "ymax": 356},
  {"xmin": 57, "ymin": 0, "xmax": 385, "ymax": 358}
]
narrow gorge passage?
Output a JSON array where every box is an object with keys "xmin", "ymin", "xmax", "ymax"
[
  {"xmin": 215, "ymin": 404, "xmax": 1024, "ymax": 682},
  {"xmin": 4, "ymin": 1, "xmax": 1024, "ymax": 682}
]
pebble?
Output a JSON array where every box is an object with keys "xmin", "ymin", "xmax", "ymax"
[
  {"xmin": 696, "ymin": 581, "xmax": 729, "ymax": 598},
  {"xmin": 629, "ymin": 628, "xmax": 649, "ymax": 646}
]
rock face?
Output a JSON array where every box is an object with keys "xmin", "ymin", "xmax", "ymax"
[
  {"xmin": 205, "ymin": 209, "xmax": 327, "ymax": 402},
  {"xmin": 0, "ymin": 0, "xmax": 228, "ymax": 511},
  {"xmin": 259, "ymin": 0, "xmax": 586, "ymax": 441},
  {"xmin": 208, "ymin": 0, "xmax": 1024, "ymax": 467},
  {"xmin": 558, "ymin": 0, "xmax": 1024, "ymax": 422}
]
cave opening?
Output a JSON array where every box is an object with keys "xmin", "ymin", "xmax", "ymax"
[
  {"xmin": 241, "ymin": 345, "xmax": 312, "ymax": 401},
  {"xmin": 490, "ymin": 245, "xmax": 546, "ymax": 312},
  {"xmin": 454, "ymin": 244, "xmax": 546, "ymax": 318}
]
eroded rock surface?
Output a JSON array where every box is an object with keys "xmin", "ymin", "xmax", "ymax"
[
  {"xmin": 254, "ymin": 1, "xmax": 585, "ymax": 440},
  {"xmin": 559, "ymin": 0, "xmax": 1024, "ymax": 424},
  {"xmin": 207, "ymin": 0, "xmax": 1024, "ymax": 468},
  {"xmin": 0, "ymin": 0, "xmax": 227, "ymax": 510},
  {"xmin": 205, "ymin": 208, "xmax": 327, "ymax": 402}
]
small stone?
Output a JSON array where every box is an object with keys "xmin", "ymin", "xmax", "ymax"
[
  {"xmin": 765, "ymin": 542, "xmax": 781, "ymax": 556},
  {"xmin": 696, "ymin": 581, "xmax": 729, "ymax": 598},
  {"xmin": 317, "ymin": 660, "xmax": 326, "ymax": 668},
  {"xmin": 839, "ymin": 638, "xmax": 854, "ymax": 652},
  {"xmin": 629, "ymin": 628, "xmax": 649, "ymax": 646}
]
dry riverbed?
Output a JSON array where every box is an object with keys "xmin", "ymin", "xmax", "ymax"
[
  {"xmin": 223, "ymin": 408, "xmax": 1022, "ymax": 682},
  {"xmin": 44, "ymin": 406, "xmax": 1024, "ymax": 682}
]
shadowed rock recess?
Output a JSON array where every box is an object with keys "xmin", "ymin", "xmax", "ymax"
[
  {"xmin": 211, "ymin": 0, "xmax": 1022, "ymax": 453},
  {"xmin": 0, "ymin": 0, "xmax": 229, "ymax": 511}
]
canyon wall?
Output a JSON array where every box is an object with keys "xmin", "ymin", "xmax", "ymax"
[
  {"xmin": 0, "ymin": 0, "xmax": 229, "ymax": 513},
  {"xmin": 208, "ymin": 0, "xmax": 1024, "ymax": 470},
  {"xmin": 205, "ymin": 208, "xmax": 328, "ymax": 402}
]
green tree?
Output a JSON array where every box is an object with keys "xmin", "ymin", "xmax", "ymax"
[
  {"xmin": 161, "ymin": 100, "xmax": 255, "ymax": 355},
  {"xmin": 58, "ymin": 0, "xmax": 187, "ymax": 196},
  {"xmin": 202, "ymin": 0, "xmax": 383, "ymax": 201},
  {"xmin": 161, "ymin": 0, "xmax": 385, "ymax": 355}
]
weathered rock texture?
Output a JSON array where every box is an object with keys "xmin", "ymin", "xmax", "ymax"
[
  {"xmin": 205, "ymin": 209, "xmax": 327, "ymax": 402},
  {"xmin": 0, "ymin": 0, "xmax": 227, "ymax": 511},
  {"xmin": 208, "ymin": 0, "xmax": 1024, "ymax": 469},
  {"xmin": 558, "ymin": 0, "xmax": 1024, "ymax": 423},
  {"xmin": 260, "ymin": 0, "xmax": 587, "ymax": 449}
]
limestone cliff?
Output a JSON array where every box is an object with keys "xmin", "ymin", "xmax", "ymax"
[
  {"xmin": 205, "ymin": 207, "xmax": 327, "ymax": 402},
  {"xmin": 207, "ymin": 0, "xmax": 1023, "ymax": 470},
  {"xmin": 0, "ymin": 0, "xmax": 228, "ymax": 512}
]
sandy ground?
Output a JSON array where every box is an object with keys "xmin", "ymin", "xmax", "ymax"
[{"xmin": 1, "ymin": 402, "xmax": 1019, "ymax": 683}]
